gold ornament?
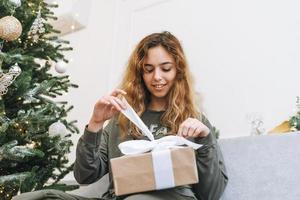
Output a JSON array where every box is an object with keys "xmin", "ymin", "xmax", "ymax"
[{"xmin": 0, "ymin": 16, "xmax": 22, "ymax": 41}]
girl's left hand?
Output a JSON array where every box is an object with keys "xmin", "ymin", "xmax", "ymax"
[{"xmin": 178, "ymin": 118, "xmax": 210, "ymax": 138}]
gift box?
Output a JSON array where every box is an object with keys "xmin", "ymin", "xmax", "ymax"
[{"xmin": 110, "ymin": 147, "xmax": 198, "ymax": 196}]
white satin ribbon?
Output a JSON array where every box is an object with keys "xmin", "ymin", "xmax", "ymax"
[
  {"xmin": 118, "ymin": 135, "xmax": 202, "ymax": 155},
  {"xmin": 152, "ymin": 149, "xmax": 175, "ymax": 189},
  {"xmin": 119, "ymin": 98, "xmax": 202, "ymax": 190},
  {"xmin": 120, "ymin": 97, "xmax": 154, "ymax": 141}
]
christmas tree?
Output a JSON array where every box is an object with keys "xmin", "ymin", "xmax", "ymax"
[
  {"xmin": 289, "ymin": 96, "xmax": 300, "ymax": 131},
  {"xmin": 0, "ymin": 0, "xmax": 79, "ymax": 199}
]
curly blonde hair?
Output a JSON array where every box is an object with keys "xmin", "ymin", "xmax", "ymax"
[{"xmin": 118, "ymin": 31, "xmax": 201, "ymax": 138}]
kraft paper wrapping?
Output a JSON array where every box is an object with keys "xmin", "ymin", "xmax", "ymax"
[{"xmin": 110, "ymin": 147, "xmax": 198, "ymax": 196}]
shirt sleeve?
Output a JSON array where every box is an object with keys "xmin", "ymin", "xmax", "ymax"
[
  {"xmin": 191, "ymin": 115, "xmax": 228, "ymax": 200},
  {"xmin": 73, "ymin": 121, "xmax": 112, "ymax": 184}
]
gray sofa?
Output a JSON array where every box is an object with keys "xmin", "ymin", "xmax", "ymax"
[{"xmin": 69, "ymin": 132, "xmax": 300, "ymax": 200}]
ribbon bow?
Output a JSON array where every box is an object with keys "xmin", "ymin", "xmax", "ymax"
[
  {"xmin": 119, "ymin": 135, "xmax": 202, "ymax": 155},
  {"xmin": 119, "ymin": 98, "xmax": 202, "ymax": 155}
]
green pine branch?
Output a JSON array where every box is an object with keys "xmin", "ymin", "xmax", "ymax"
[
  {"xmin": 289, "ymin": 96, "xmax": 300, "ymax": 131},
  {"xmin": 0, "ymin": 0, "xmax": 79, "ymax": 196}
]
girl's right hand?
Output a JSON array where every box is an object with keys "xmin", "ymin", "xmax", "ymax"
[{"xmin": 87, "ymin": 89, "xmax": 127, "ymax": 132}]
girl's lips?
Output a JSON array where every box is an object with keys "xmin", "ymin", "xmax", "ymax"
[{"xmin": 152, "ymin": 84, "xmax": 166, "ymax": 90}]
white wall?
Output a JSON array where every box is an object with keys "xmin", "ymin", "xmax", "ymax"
[
  {"xmin": 57, "ymin": 0, "xmax": 300, "ymax": 180},
  {"xmin": 53, "ymin": 0, "xmax": 117, "ymax": 181}
]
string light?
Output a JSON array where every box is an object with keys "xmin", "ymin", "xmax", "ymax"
[{"xmin": 26, "ymin": 142, "xmax": 36, "ymax": 148}]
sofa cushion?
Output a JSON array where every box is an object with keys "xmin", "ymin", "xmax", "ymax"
[{"xmin": 219, "ymin": 132, "xmax": 300, "ymax": 200}]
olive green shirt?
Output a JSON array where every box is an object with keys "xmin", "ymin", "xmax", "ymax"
[{"xmin": 74, "ymin": 110, "xmax": 228, "ymax": 200}]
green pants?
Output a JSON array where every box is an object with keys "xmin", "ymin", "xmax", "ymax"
[{"xmin": 12, "ymin": 189, "xmax": 196, "ymax": 200}]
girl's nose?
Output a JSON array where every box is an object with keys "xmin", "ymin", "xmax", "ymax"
[{"xmin": 153, "ymin": 69, "xmax": 162, "ymax": 81}]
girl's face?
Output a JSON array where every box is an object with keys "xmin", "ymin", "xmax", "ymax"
[{"xmin": 142, "ymin": 46, "xmax": 177, "ymax": 102}]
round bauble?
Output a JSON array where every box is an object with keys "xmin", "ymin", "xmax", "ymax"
[
  {"xmin": 48, "ymin": 121, "xmax": 68, "ymax": 137},
  {"xmin": 55, "ymin": 61, "xmax": 67, "ymax": 74},
  {"xmin": 9, "ymin": 63, "xmax": 21, "ymax": 74},
  {"xmin": 0, "ymin": 16, "xmax": 22, "ymax": 41},
  {"xmin": 9, "ymin": 0, "xmax": 22, "ymax": 8}
]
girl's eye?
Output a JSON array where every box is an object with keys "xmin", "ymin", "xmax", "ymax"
[
  {"xmin": 162, "ymin": 67, "xmax": 172, "ymax": 72},
  {"xmin": 143, "ymin": 66, "xmax": 153, "ymax": 73}
]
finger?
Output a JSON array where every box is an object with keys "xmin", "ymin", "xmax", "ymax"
[
  {"xmin": 186, "ymin": 119, "xmax": 198, "ymax": 137},
  {"xmin": 110, "ymin": 106, "xmax": 118, "ymax": 113},
  {"xmin": 111, "ymin": 96, "xmax": 127, "ymax": 110},
  {"xmin": 192, "ymin": 126, "xmax": 204, "ymax": 138},
  {"xmin": 111, "ymin": 89, "xmax": 127, "ymax": 97},
  {"xmin": 100, "ymin": 98, "xmax": 111, "ymax": 105},
  {"xmin": 114, "ymin": 97, "xmax": 127, "ymax": 110},
  {"xmin": 201, "ymin": 126, "xmax": 210, "ymax": 137},
  {"xmin": 178, "ymin": 119, "xmax": 188, "ymax": 137},
  {"xmin": 178, "ymin": 118, "xmax": 192, "ymax": 137},
  {"xmin": 178, "ymin": 125, "xmax": 184, "ymax": 137},
  {"xmin": 182, "ymin": 120, "xmax": 192, "ymax": 137},
  {"xmin": 194, "ymin": 124, "xmax": 210, "ymax": 138},
  {"xmin": 96, "ymin": 97, "xmax": 111, "ymax": 109},
  {"xmin": 187, "ymin": 125, "xmax": 198, "ymax": 137},
  {"xmin": 107, "ymin": 96, "xmax": 123, "ymax": 111},
  {"xmin": 102, "ymin": 95, "xmax": 126, "ymax": 110}
]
